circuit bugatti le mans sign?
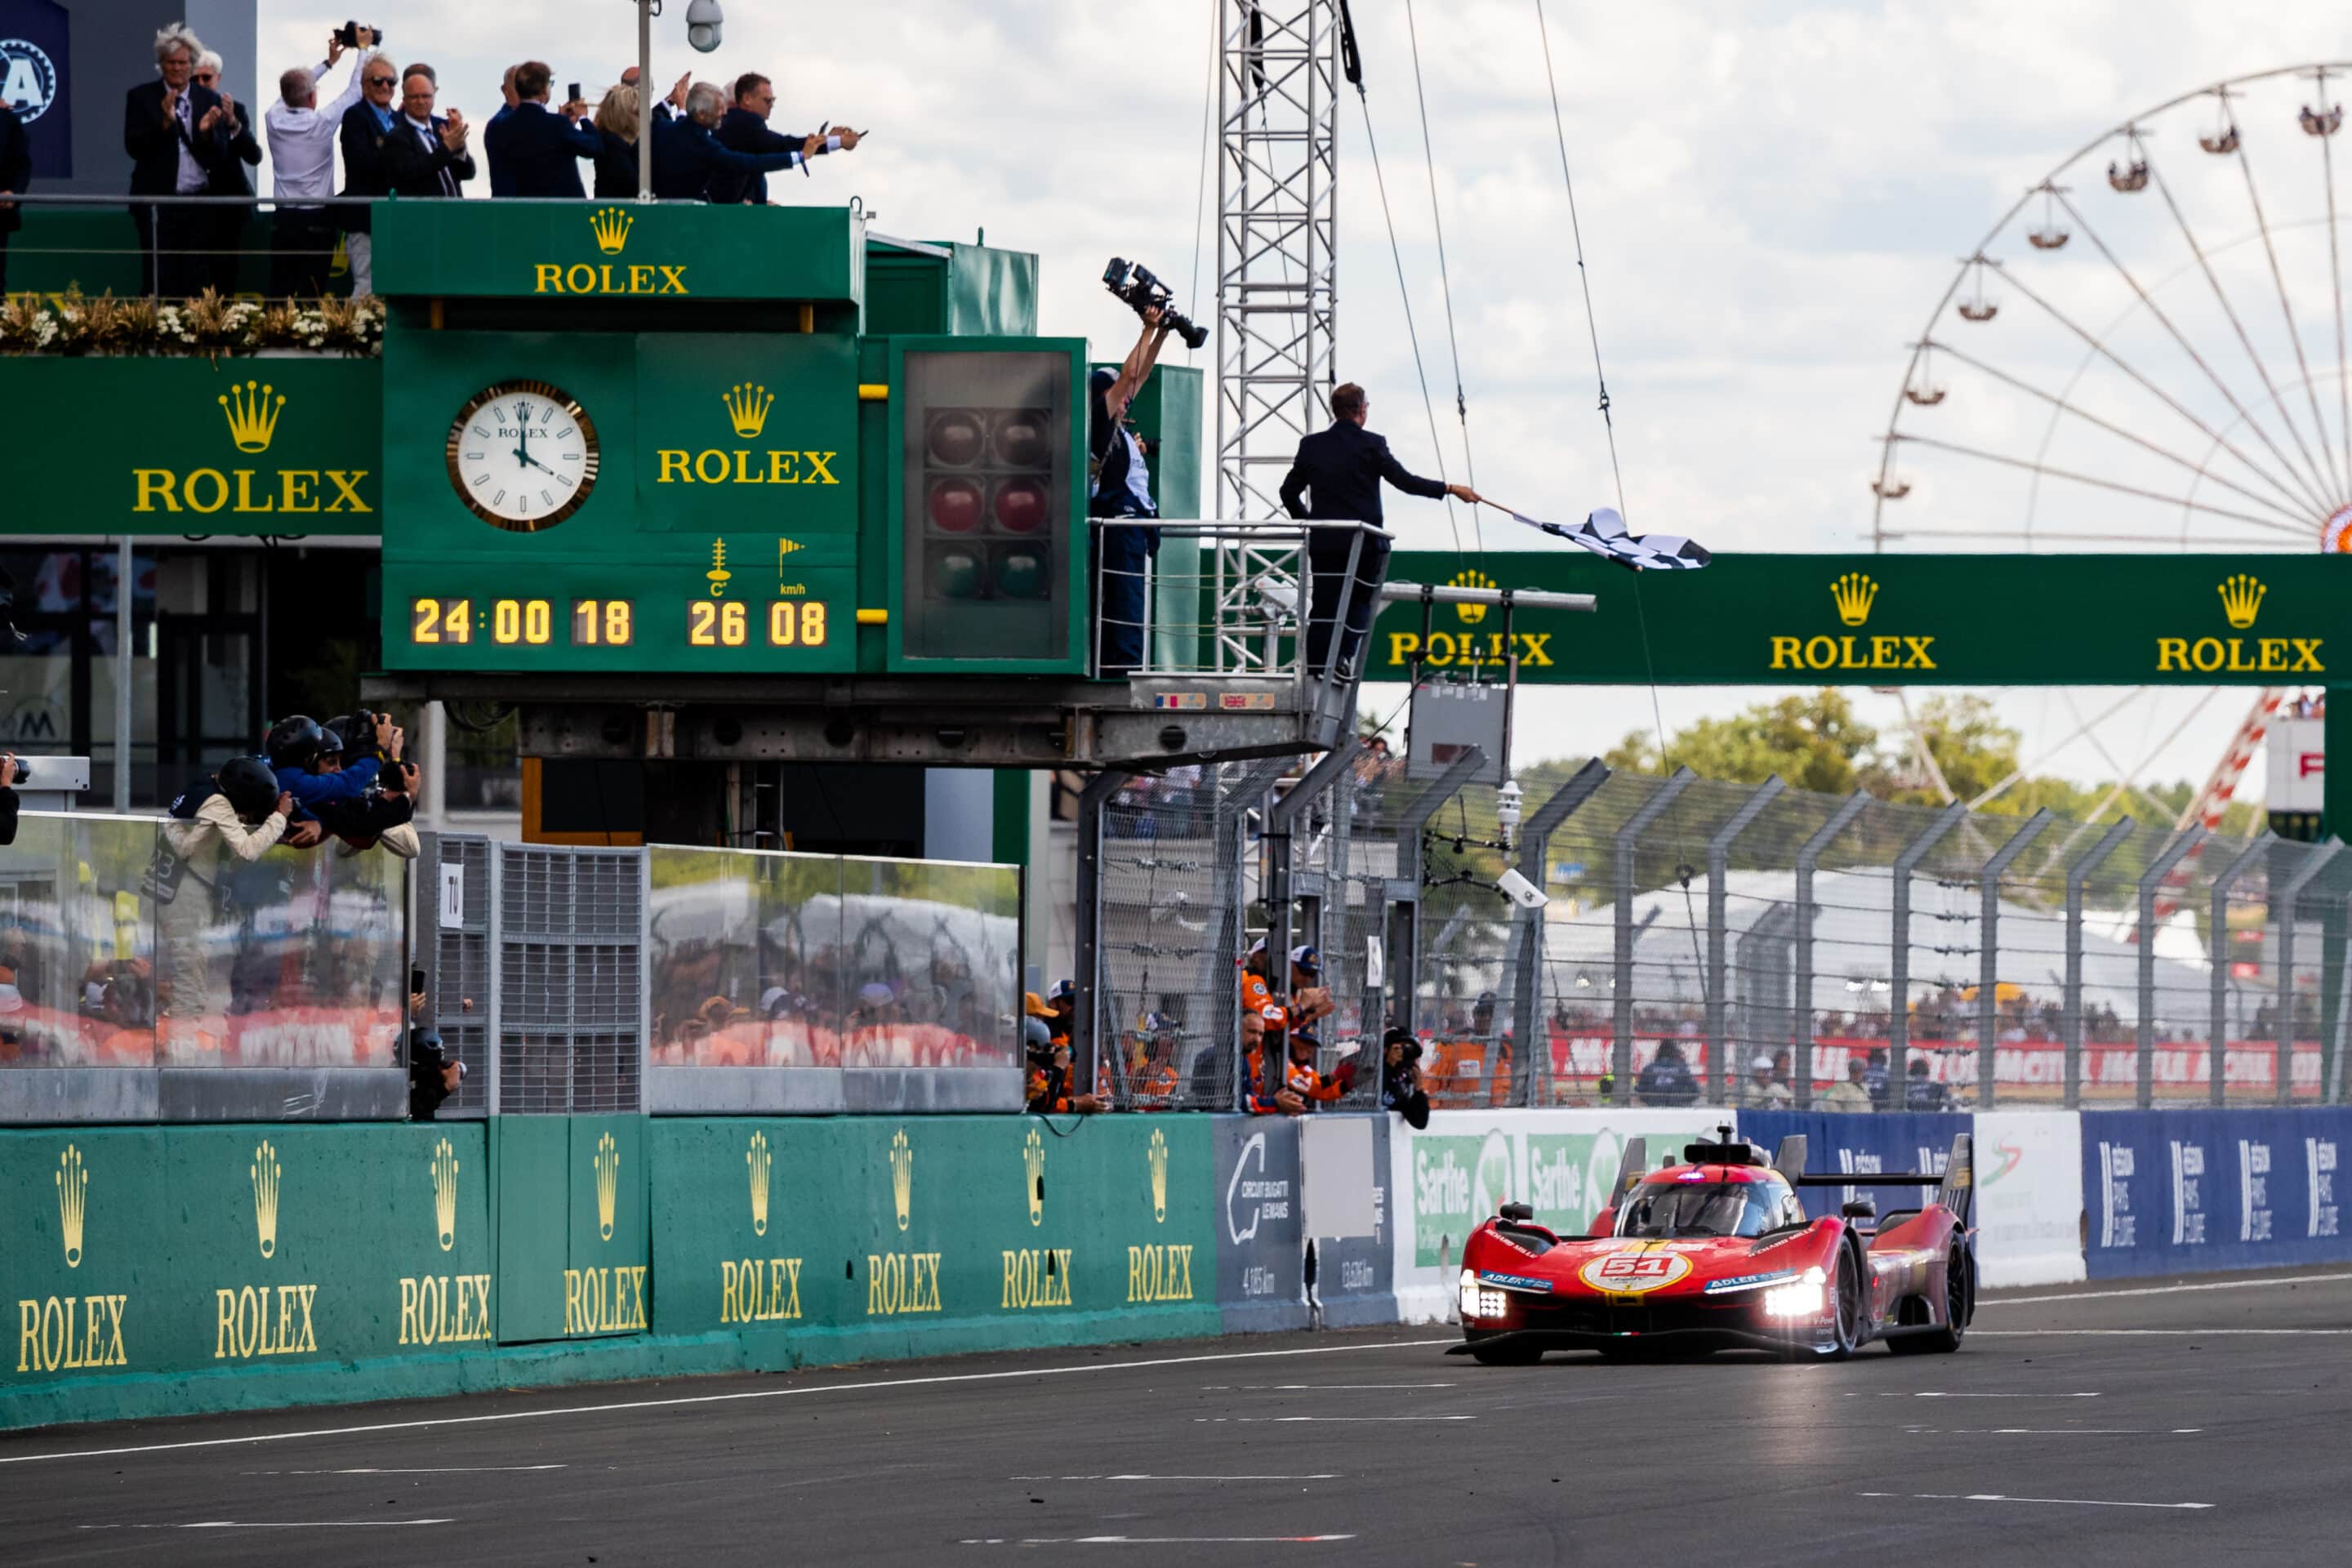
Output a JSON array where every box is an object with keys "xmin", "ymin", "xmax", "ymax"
[{"xmin": 1370, "ymin": 551, "xmax": 2352, "ymax": 685}]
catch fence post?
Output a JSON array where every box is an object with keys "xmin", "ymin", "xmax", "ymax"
[
  {"xmin": 1888, "ymin": 804, "xmax": 1967, "ymax": 1112},
  {"xmin": 1072, "ymin": 770, "xmax": 1129, "ymax": 1102},
  {"xmin": 2135, "ymin": 828, "xmax": 2207, "ymax": 1111},
  {"xmin": 2274, "ymin": 840, "xmax": 2342, "ymax": 1109},
  {"xmin": 1707, "ymin": 778, "xmax": 1785, "ymax": 1108},
  {"xmin": 2062, "ymin": 821, "xmax": 2134, "ymax": 1110},
  {"xmin": 2207, "ymin": 835, "xmax": 2274, "ymax": 1108},
  {"xmin": 1612, "ymin": 768, "xmax": 1695, "ymax": 1103},
  {"xmin": 1976, "ymin": 809, "xmax": 2052, "ymax": 1111},
  {"xmin": 1391, "ymin": 746, "xmax": 1486, "ymax": 1036},
  {"xmin": 1509, "ymin": 759, "xmax": 1610, "ymax": 1105},
  {"xmin": 1791, "ymin": 791, "xmax": 1870, "ymax": 1111}
]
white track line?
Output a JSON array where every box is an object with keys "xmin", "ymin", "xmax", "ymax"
[
  {"xmin": 81, "ymin": 1520, "xmax": 454, "ymax": 1530},
  {"xmin": 1858, "ymin": 1492, "xmax": 2212, "ymax": 1511},
  {"xmin": 964, "ymin": 1536, "xmax": 1356, "ymax": 1546},
  {"xmin": 1976, "ymin": 1335, "xmax": 2352, "ymax": 1344},
  {"xmin": 0, "ymin": 1338, "xmax": 1455, "ymax": 1468},
  {"xmin": 1980, "ymin": 1272, "xmax": 2352, "ymax": 1306}
]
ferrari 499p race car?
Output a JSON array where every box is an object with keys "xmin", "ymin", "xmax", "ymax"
[{"xmin": 1450, "ymin": 1129, "xmax": 1975, "ymax": 1364}]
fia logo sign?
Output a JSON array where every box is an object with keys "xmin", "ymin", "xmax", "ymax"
[{"xmin": 0, "ymin": 40, "xmax": 59, "ymax": 123}]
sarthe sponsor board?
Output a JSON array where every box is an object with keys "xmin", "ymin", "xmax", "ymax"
[{"xmin": 1390, "ymin": 1109, "xmax": 1719, "ymax": 1324}]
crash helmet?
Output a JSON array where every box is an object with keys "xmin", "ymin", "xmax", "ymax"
[
  {"xmin": 264, "ymin": 715, "xmax": 325, "ymax": 770},
  {"xmin": 216, "ymin": 755, "xmax": 281, "ymax": 821},
  {"xmin": 317, "ymin": 726, "xmax": 345, "ymax": 761}
]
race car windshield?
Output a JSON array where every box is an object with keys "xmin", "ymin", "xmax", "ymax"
[{"xmin": 1616, "ymin": 1181, "xmax": 1775, "ymax": 1239}]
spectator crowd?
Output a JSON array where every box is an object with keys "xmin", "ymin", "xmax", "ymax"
[{"xmin": 0, "ymin": 18, "xmax": 868, "ymax": 301}]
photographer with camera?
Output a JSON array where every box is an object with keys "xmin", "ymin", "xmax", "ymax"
[
  {"xmin": 1023, "ymin": 996, "xmax": 1105, "ymax": 1115},
  {"xmin": 152, "ymin": 757, "xmax": 295, "ymax": 1054},
  {"xmin": 1091, "ymin": 261, "xmax": 1206, "ymax": 676},
  {"xmin": 267, "ymin": 25, "xmax": 375, "ymax": 298},
  {"xmin": 1379, "ymin": 1027, "xmax": 1432, "ymax": 1129},
  {"xmin": 266, "ymin": 712, "xmax": 391, "ymax": 846},
  {"xmin": 408, "ymin": 972, "xmax": 466, "ymax": 1120},
  {"xmin": 310, "ymin": 713, "xmax": 421, "ymax": 858}
]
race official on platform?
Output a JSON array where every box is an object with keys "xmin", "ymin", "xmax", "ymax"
[{"xmin": 1278, "ymin": 383, "xmax": 1478, "ymax": 678}]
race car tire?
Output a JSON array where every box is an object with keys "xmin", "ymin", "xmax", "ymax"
[
  {"xmin": 1468, "ymin": 1337, "xmax": 1543, "ymax": 1366},
  {"xmin": 1887, "ymin": 1245, "xmax": 1970, "ymax": 1355},
  {"xmin": 1824, "ymin": 1241, "xmax": 1863, "ymax": 1361}
]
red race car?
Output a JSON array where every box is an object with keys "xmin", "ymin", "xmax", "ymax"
[{"xmin": 1449, "ymin": 1128, "xmax": 1975, "ymax": 1364}]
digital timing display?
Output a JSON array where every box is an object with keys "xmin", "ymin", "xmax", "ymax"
[{"xmin": 409, "ymin": 596, "xmax": 830, "ymax": 652}]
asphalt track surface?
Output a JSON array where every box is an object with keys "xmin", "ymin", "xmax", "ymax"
[{"xmin": 3, "ymin": 1267, "xmax": 2349, "ymax": 1566}]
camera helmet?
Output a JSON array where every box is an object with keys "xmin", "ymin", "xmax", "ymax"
[
  {"xmin": 265, "ymin": 715, "xmax": 325, "ymax": 770},
  {"xmin": 216, "ymin": 755, "xmax": 281, "ymax": 821}
]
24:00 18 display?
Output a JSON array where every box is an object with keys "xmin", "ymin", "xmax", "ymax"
[{"xmin": 408, "ymin": 598, "xmax": 828, "ymax": 650}]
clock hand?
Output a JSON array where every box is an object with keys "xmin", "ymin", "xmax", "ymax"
[{"xmin": 520, "ymin": 452, "xmax": 558, "ymax": 475}]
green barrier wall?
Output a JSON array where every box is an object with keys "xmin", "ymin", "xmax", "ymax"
[{"xmin": 1, "ymin": 1115, "xmax": 1221, "ymax": 1431}]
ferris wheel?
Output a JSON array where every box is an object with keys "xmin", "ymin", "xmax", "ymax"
[{"xmin": 1871, "ymin": 63, "xmax": 2350, "ymax": 830}]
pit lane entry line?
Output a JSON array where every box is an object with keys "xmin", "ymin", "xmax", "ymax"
[
  {"xmin": 0, "ymin": 1338, "xmax": 1456, "ymax": 1468},
  {"xmin": 1978, "ymin": 1272, "xmax": 2352, "ymax": 1306}
]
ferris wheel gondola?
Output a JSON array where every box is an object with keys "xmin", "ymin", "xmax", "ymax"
[{"xmin": 2027, "ymin": 183, "xmax": 2071, "ymax": 249}]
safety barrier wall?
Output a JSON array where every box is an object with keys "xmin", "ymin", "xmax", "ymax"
[{"xmin": 1, "ymin": 1114, "xmax": 1241, "ymax": 1431}]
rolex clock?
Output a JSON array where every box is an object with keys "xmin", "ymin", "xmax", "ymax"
[{"xmin": 444, "ymin": 381, "xmax": 602, "ymax": 531}]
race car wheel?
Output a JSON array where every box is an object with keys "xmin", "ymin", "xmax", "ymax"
[
  {"xmin": 1888, "ymin": 1245, "xmax": 1970, "ymax": 1355},
  {"xmin": 1825, "ymin": 1242, "xmax": 1863, "ymax": 1360},
  {"xmin": 1468, "ymin": 1336, "xmax": 1543, "ymax": 1366}
]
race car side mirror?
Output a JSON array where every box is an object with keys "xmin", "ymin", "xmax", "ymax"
[{"xmin": 1841, "ymin": 1197, "xmax": 1877, "ymax": 1220}]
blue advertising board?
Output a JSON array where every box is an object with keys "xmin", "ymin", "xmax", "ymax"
[
  {"xmin": 2081, "ymin": 1109, "xmax": 2350, "ymax": 1279},
  {"xmin": 1737, "ymin": 1110, "xmax": 1972, "ymax": 1222},
  {"xmin": 1, "ymin": 0, "xmax": 70, "ymax": 180}
]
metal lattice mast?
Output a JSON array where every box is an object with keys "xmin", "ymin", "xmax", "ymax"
[{"xmin": 1216, "ymin": 0, "xmax": 1340, "ymax": 519}]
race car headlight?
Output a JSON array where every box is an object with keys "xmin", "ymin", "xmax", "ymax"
[
  {"xmin": 1762, "ymin": 1266, "xmax": 1828, "ymax": 1318},
  {"xmin": 1459, "ymin": 1268, "xmax": 1479, "ymax": 1319}
]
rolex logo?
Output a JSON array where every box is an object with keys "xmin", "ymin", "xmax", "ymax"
[
  {"xmin": 723, "ymin": 382, "xmax": 776, "ymax": 440},
  {"xmin": 1025, "ymin": 1127, "xmax": 1046, "ymax": 1227},
  {"xmin": 430, "ymin": 1138, "xmax": 460, "ymax": 1253},
  {"xmin": 889, "ymin": 1129, "xmax": 914, "ymax": 1232},
  {"xmin": 252, "ymin": 1139, "xmax": 282, "ymax": 1259},
  {"xmin": 748, "ymin": 1131, "xmax": 772, "ymax": 1238},
  {"xmin": 1830, "ymin": 571, "xmax": 1878, "ymax": 627},
  {"xmin": 1448, "ymin": 568, "xmax": 1495, "ymax": 626},
  {"xmin": 56, "ymin": 1144, "xmax": 88, "ymax": 1268},
  {"xmin": 218, "ymin": 379, "xmax": 284, "ymax": 454},
  {"xmin": 2218, "ymin": 572, "xmax": 2265, "ymax": 630},
  {"xmin": 589, "ymin": 206, "xmax": 634, "ymax": 256},
  {"xmin": 1147, "ymin": 1129, "xmax": 1169, "ymax": 1225},
  {"xmin": 594, "ymin": 1132, "xmax": 619, "ymax": 1242}
]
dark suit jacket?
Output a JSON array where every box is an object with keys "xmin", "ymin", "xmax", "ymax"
[
  {"xmin": 591, "ymin": 128, "xmax": 640, "ymax": 199},
  {"xmin": 123, "ymin": 80, "xmax": 229, "ymax": 196},
  {"xmin": 649, "ymin": 114, "xmax": 799, "ymax": 201},
  {"xmin": 710, "ymin": 106, "xmax": 811, "ymax": 204},
  {"xmin": 337, "ymin": 101, "xmax": 398, "ymax": 231},
  {"xmin": 1279, "ymin": 420, "xmax": 1447, "ymax": 525},
  {"xmin": 379, "ymin": 114, "xmax": 476, "ymax": 199},
  {"xmin": 0, "ymin": 104, "xmax": 27, "ymax": 237},
  {"xmin": 207, "ymin": 104, "xmax": 262, "ymax": 199},
  {"xmin": 485, "ymin": 100, "xmax": 602, "ymax": 198}
]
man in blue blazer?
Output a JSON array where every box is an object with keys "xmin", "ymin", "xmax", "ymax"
[
  {"xmin": 709, "ymin": 72, "xmax": 860, "ymax": 204},
  {"xmin": 1280, "ymin": 382, "xmax": 1480, "ymax": 679},
  {"xmin": 651, "ymin": 79, "xmax": 821, "ymax": 201},
  {"xmin": 484, "ymin": 61, "xmax": 602, "ymax": 198}
]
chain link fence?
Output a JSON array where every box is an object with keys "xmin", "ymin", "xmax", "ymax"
[{"xmin": 1080, "ymin": 751, "xmax": 2352, "ymax": 1112}]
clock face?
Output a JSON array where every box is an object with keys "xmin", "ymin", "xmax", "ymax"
[{"xmin": 444, "ymin": 381, "xmax": 601, "ymax": 532}]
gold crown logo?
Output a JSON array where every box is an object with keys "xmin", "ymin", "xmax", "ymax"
[
  {"xmin": 1830, "ymin": 571, "xmax": 1878, "ymax": 627},
  {"xmin": 723, "ymin": 382, "xmax": 775, "ymax": 440},
  {"xmin": 590, "ymin": 206, "xmax": 634, "ymax": 255},
  {"xmin": 252, "ymin": 1139, "xmax": 281, "ymax": 1259},
  {"xmin": 2218, "ymin": 572, "xmax": 2265, "ymax": 630},
  {"xmin": 218, "ymin": 379, "xmax": 284, "ymax": 453},
  {"xmin": 56, "ymin": 1144, "xmax": 88, "ymax": 1268},
  {"xmin": 747, "ymin": 1131, "xmax": 772, "ymax": 1238},
  {"xmin": 1448, "ymin": 568, "xmax": 1494, "ymax": 626},
  {"xmin": 1147, "ymin": 1128, "xmax": 1169, "ymax": 1225},
  {"xmin": 889, "ymin": 1129, "xmax": 914, "ymax": 1232},
  {"xmin": 1024, "ymin": 1126, "xmax": 1046, "ymax": 1227},
  {"xmin": 595, "ymin": 1132, "xmax": 619, "ymax": 1242},
  {"xmin": 430, "ymin": 1138, "xmax": 460, "ymax": 1253}
]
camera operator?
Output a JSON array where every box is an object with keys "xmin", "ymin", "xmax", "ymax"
[
  {"xmin": 1379, "ymin": 1027, "xmax": 1431, "ymax": 1129},
  {"xmin": 1089, "ymin": 304, "xmax": 1172, "ymax": 675},
  {"xmin": 1024, "ymin": 1003, "xmax": 1105, "ymax": 1115},
  {"xmin": 152, "ymin": 757, "xmax": 293, "ymax": 1051},
  {"xmin": 265, "ymin": 712, "xmax": 389, "ymax": 847},
  {"xmin": 311, "ymin": 711, "xmax": 421, "ymax": 858},
  {"xmin": 408, "ymin": 973, "xmax": 465, "ymax": 1120},
  {"xmin": 266, "ymin": 26, "xmax": 374, "ymax": 298}
]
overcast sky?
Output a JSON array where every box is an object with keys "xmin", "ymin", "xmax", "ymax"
[{"xmin": 246, "ymin": 1, "xmax": 2352, "ymax": 800}]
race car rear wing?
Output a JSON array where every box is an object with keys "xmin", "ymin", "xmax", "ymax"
[{"xmin": 1789, "ymin": 1134, "xmax": 1974, "ymax": 1227}]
